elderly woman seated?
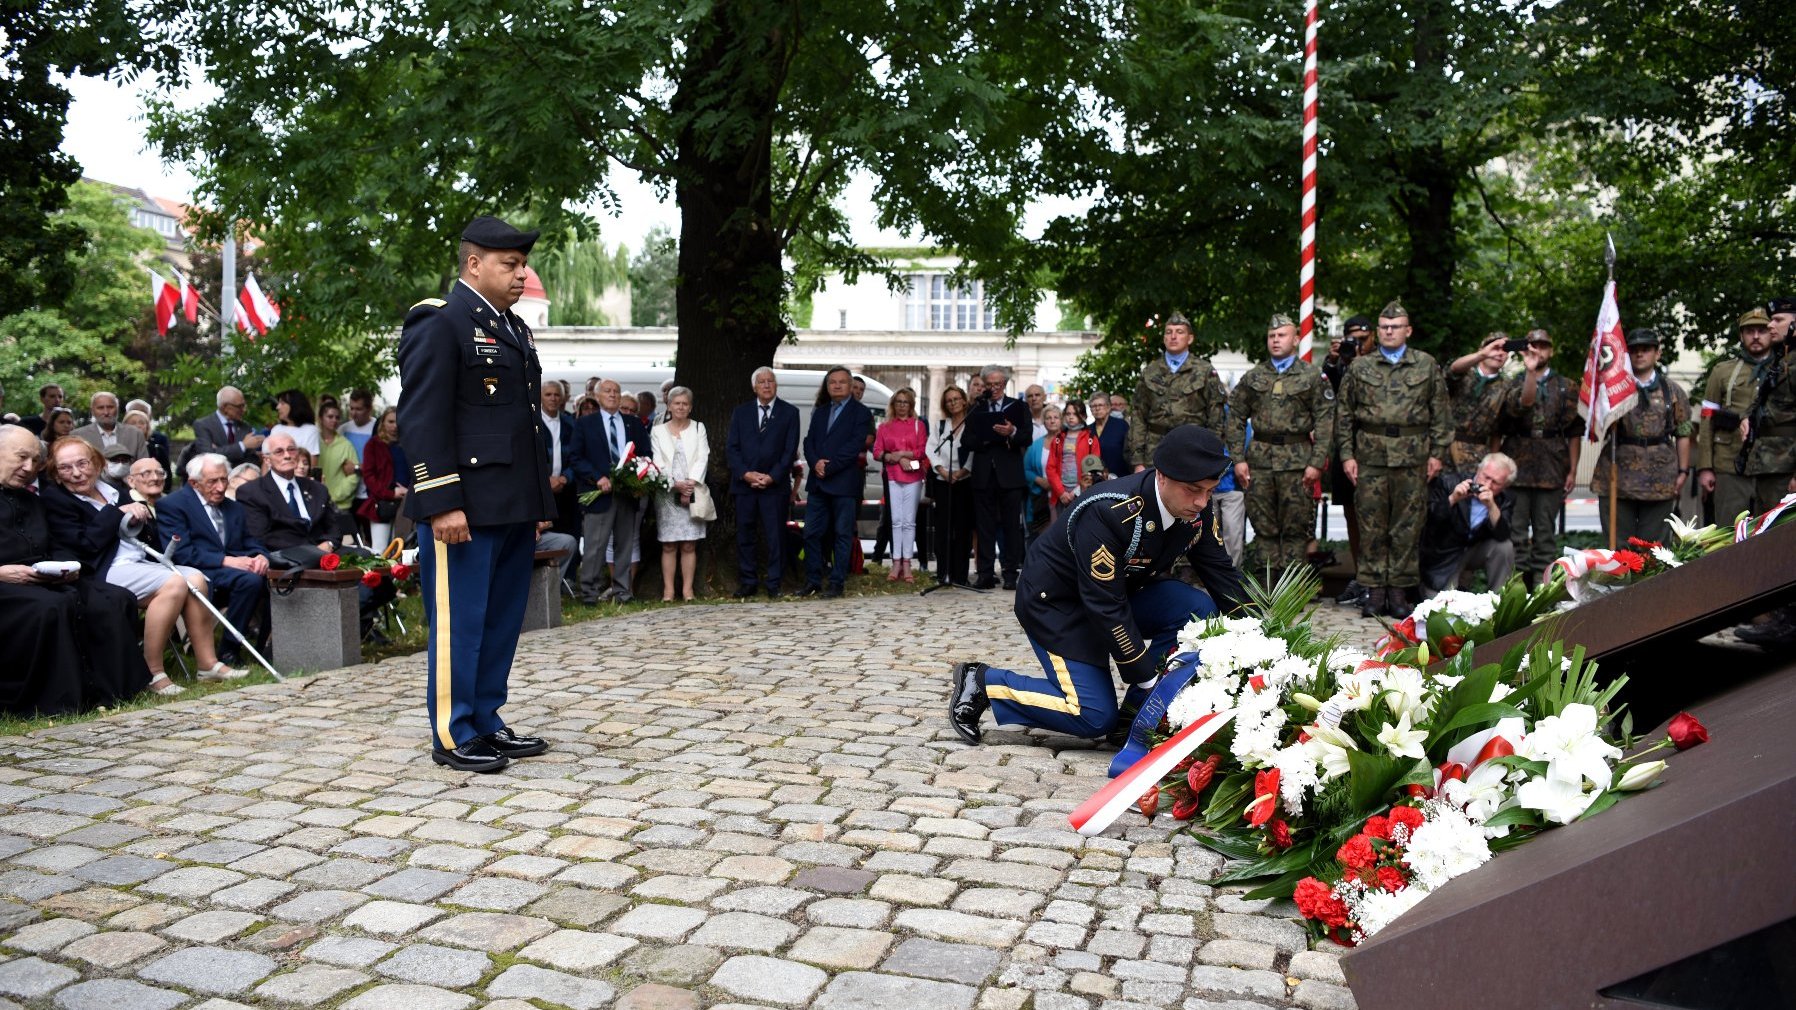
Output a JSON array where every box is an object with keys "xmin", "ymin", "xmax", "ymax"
[{"xmin": 40, "ymin": 436, "xmax": 243, "ymax": 695}]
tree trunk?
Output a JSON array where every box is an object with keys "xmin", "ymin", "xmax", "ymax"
[
  {"xmin": 1398, "ymin": 0, "xmax": 1459, "ymax": 353},
  {"xmin": 671, "ymin": 3, "xmax": 796, "ymax": 592}
]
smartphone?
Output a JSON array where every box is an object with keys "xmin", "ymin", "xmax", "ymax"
[{"xmin": 1502, "ymin": 339, "xmax": 1529, "ymax": 353}]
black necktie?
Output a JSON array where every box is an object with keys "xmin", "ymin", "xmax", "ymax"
[
  {"xmin": 286, "ymin": 481, "xmax": 303, "ymax": 519},
  {"xmin": 226, "ymin": 419, "xmax": 237, "ymax": 442},
  {"xmin": 610, "ymin": 415, "xmax": 623, "ymax": 457},
  {"xmin": 759, "ymin": 405, "xmax": 770, "ymax": 432}
]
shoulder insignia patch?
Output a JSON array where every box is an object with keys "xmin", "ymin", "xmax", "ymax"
[
  {"xmin": 1323, "ymin": 385, "xmax": 1335, "ymax": 400},
  {"xmin": 410, "ymin": 298, "xmax": 446, "ymax": 311},
  {"xmin": 1108, "ymin": 495, "xmax": 1144, "ymax": 522},
  {"xmin": 1090, "ymin": 544, "xmax": 1118, "ymax": 581}
]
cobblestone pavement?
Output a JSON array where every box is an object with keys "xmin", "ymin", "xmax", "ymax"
[{"xmin": 0, "ymin": 590, "xmax": 1386, "ymax": 1010}]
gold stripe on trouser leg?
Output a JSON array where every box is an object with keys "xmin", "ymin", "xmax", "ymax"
[
  {"xmin": 984, "ymin": 651, "xmax": 1082, "ymax": 715},
  {"xmin": 432, "ymin": 537, "xmax": 456, "ymax": 749}
]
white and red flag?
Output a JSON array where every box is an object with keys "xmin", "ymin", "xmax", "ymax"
[
  {"xmin": 1577, "ymin": 278, "xmax": 1637, "ymax": 442},
  {"xmin": 175, "ymin": 268, "xmax": 199, "ymax": 323},
  {"xmin": 237, "ymin": 273, "xmax": 281, "ymax": 335},
  {"xmin": 149, "ymin": 269, "xmax": 181, "ymax": 336}
]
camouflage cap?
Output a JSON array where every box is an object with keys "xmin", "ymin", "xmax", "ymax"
[
  {"xmin": 1267, "ymin": 313, "xmax": 1297, "ymax": 331},
  {"xmin": 1165, "ymin": 311, "xmax": 1193, "ymax": 329},
  {"xmin": 1739, "ymin": 308, "xmax": 1772, "ymax": 329}
]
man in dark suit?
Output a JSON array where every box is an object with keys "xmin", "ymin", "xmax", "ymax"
[
  {"xmin": 539, "ymin": 380, "xmax": 579, "ymax": 586},
  {"xmin": 159, "ymin": 452, "xmax": 272, "ymax": 668},
  {"xmin": 1420, "ymin": 453, "xmax": 1517, "ymax": 597},
  {"xmin": 189, "ymin": 386, "xmax": 266, "ymax": 468},
  {"xmin": 570, "ymin": 377, "xmax": 650, "ymax": 604},
  {"xmin": 398, "ymin": 216, "xmax": 559, "ymax": 773},
  {"xmin": 800, "ymin": 366, "xmax": 874, "ymax": 598},
  {"xmin": 950, "ymin": 426, "xmax": 1249, "ymax": 744},
  {"xmin": 965, "ymin": 364, "xmax": 1034, "ymax": 589},
  {"xmin": 726, "ymin": 366, "xmax": 799, "ymax": 597}
]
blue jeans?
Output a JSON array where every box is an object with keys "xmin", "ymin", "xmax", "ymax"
[{"xmin": 804, "ymin": 490, "xmax": 857, "ymax": 589}]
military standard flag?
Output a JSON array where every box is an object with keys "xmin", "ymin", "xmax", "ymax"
[{"xmin": 1577, "ymin": 279, "xmax": 1637, "ymax": 442}]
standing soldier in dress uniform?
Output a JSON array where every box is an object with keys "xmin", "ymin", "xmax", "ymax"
[
  {"xmin": 1227, "ymin": 314, "xmax": 1335, "ymax": 583},
  {"xmin": 1496, "ymin": 330, "xmax": 1582, "ymax": 586},
  {"xmin": 949, "ymin": 426, "xmax": 1248, "ymax": 745},
  {"xmin": 1335, "ymin": 301, "xmax": 1451, "ymax": 619},
  {"xmin": 1695, "ymin": 308, "xmax": 1777, "ymax": 524},
  {"xmin": 1590, "ymin": 328, "xmax": 1693, "ymax": 544},
  {"xmin": 1129, "ymin": 312, "xmax": 1228, "ymax": 472},
  {"xmin": 1445, "ymin": 333, "xmax": 1510, "ymax": 470},
  {"xmin": 399, "ymin": 216, "xmax": 558, "ymax": 773}
]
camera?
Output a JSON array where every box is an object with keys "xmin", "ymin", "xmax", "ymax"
[
  {"xmin": 1501, "ymin": 339, "xmax": 1528, "ymax": 353},
  {"xmin": 1467, "ymin": 482, "xmax": 1485, "ymax": 497}
]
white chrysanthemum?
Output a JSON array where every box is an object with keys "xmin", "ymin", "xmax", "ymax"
[
  {"xmin": 1489, "ymin": 682, "xmax": 1514, "ymax": 704},
  {"xmin": 1229, "ymin": 706, "xmax": 1287, "ymax": 766},
  {"xmin": 1518, "ymin": 652, "xmax": 1574, "ymax": 674},
  {"xmin": 1272, "ymin": 743, "xmax": 1321, "ymax": 816},
  {"xmin": 1329, "ymin": 648, "xmax": 1372, "ymax": 673},
  {"xmin": 1404, "ymin": 803, "xmax": 1493, "ymax": 890},
  {"xmin": 1347, "ymin": 883, "xmax": 1429, "ymax": 941},
  {"xmin": 1166, "ymin": 679, "xmax": 1234, "ymax": 730},
  {"xmin": 1411, "ymin": 589, "xmax": 1498, "ymax": 629},
  {"xmin": 1262, "ymin": 655, "xmax": 1316, "ymax": 692}
]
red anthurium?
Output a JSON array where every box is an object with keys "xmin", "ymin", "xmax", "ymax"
[
  {"xmin": 1187, "ymin": 754, "xmax": 1222, "ymax": 796},
  {"xmin": 1137, "ymin": 787, "xmax": 1160, "ymax": 819},
  {"xmin": 1245, "ymin": 768, "xmax": 1280, "ymax": 826}
]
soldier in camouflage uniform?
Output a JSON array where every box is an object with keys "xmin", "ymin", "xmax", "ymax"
[
  {"xmin": 1336, "ymin": 301, "xmax": 1452, "ymax": 619},
  {"xmin": 1228, "ymin": 314, "xmax": 1336, "ymax": 582},
  {"xmin": 1496, "ymin": 330, "xmax": 1582, "ymax": 583},
  {"xmin": 1695, "ymin": 309, "xmax": 1777, "ymax": 524},
  {"xmin": 1445, "ymin": 333, "xmax": 1511, "ymax": 470},
  {"xmin": 1590, "ymin": 329, "xmax": 1693, "ymax": 545},
  {"xmin": 1741, "ymin": 310, "xmax": 1796, "ymax": 512},
  {"xmin": 1129, "ymin": 312, "xmax": 1228, "ymax": 471}
]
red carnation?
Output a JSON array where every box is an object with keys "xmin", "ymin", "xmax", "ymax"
[
  {"xmin": 1388, "ymin": 805, "xmax": 1425, "ymax": 833},
  {"xmin": 1361, "ymin": 814, "xmax": 1392, "ymax": 841},
  {"xmin": 1376, "ymin": 865, "xmax": 1407, "ymax": 892},
  {"xmin": 1245, "ymin": 768, "xmax": 1280, "ymax": 827},
  {"xmin": 1336, "ymin": 834, "xmax": 1377, "ymax": 871},
  {"xmin": 1667, "ymin": 712, "xmax": 1709, "ymax": 751},
  {"xmin": 1294, "ymin": 877, "xmax": 1350, "ymax": 928},
  {"xmin": 361, "ymin": 569, "xmax": 383, "ymax": 588},
  {"xmin": 319, "ymin": 552, "xmax": 342, "ymax": 571},
  {"xmin": 1268, "ymin": 818, "xmax": 1293, "ymax": 850},
  {"xmin": 1137, "ymin": 786, "xmax": 1160, "ymax": 819},
  {"xmin": 1187, "ymin": 754, "xmax": 1222, "ymax": 796}
]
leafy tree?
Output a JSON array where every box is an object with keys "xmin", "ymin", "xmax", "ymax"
[
  {"xmin": 628, "ymin": 226, "xmax": 679, "ymax": 328},
  {"xmin": 0, "ymin": 182, "xmax": 160, "ymax": 405},
  {"xmin": 534, "ymin": 232, "xmax": 631, "ymax": 327}
]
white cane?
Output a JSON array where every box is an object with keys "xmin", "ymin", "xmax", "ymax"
[{"xmin": 143, "ymin": 536, "xmax": 284, "ymax": 682}]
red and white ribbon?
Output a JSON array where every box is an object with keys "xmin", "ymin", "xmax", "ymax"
[
  {"xmin": 1069, "ymin": 710, "xmax": 1235, "ymax": 836},
  {"xmin": 1297, "ymin": 0, "xmax": 1320, "ymax": 362},
  {"xmin": 1736, "ymin": 493, "xmax": 1796, "ymax": 542}
]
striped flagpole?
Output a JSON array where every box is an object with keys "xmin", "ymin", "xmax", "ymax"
[{"xmin": 1298, "ymin": 0, "xmax": 1320, "ymax": 361}]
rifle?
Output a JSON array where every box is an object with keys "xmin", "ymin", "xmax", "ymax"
[{"xmin": 1737, "ymin": 340, "xmax": 1790, "ymax": 476}]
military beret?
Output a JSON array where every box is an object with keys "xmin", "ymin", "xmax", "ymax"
[
  {"xmin": 1739, "ymin": 308, "xmax": 1771, "ymax": 329},
  {"xmin": 1768, "ymin": 297, "xmax": 1796, "ymax": 316},
  {"xmin": 1153, "ymin": 425, "xmax": 1231, "ymax": 482},
  {"xmin": 461, "ymin": 215, "xmax": 539, "ymax": 253},
  {"xmin": 1342, "ymin": 315, "xmax": 1372, "ymax": 335},
  {"xmin": 1625, "ymin": 327, "xmax": 1659, "ymax": 349}
]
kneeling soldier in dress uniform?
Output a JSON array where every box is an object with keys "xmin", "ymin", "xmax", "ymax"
[
  {"xmin": 399, "ymin": 216, "xmax": 559, "ymax": 772},
  {"xmin": 950, "ymin": 426, "xmax": 1250, "ymax": 744}
]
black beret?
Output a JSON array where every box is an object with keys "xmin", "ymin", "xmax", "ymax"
[
  {"xmin": 1342, "ymin": 315, "xmax": 1373, "ymax": 335},
  {"xmin": 461, "ymin": 215, "xmax": 539, "ymax": 253},
  {"xmin": 1768, "ymin": 297, "xmax": 1796, "ymax": 316},
  {"xmin": 1625, "ymin": 327, "xmax": 1659, "ymax": 349},
  {"xmin": 1153, "ymin": 425, "xmax": 1231, "ymax": 482}
]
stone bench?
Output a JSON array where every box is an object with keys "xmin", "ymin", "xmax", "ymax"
[
  {"xmin": 268, "ymin": 569, "xmax": 363, "ymax": 673},
  {"xmin": 523, "ymin": 549, "xmax": 569, "ymax": 633}
]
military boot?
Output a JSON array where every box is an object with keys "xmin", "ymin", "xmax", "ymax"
[
  {"xmin": 1336, "ymin": 579, "xmax": 1367, "ymax": 606},
  {"xmin": 1386, "ymin": 586, "xmax": 1415, "ymax": 619},
  {"xmin": 1360, "ymin": 587, "xmax": 1386, "ymax": 619}
]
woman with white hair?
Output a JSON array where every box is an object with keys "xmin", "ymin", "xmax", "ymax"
[{"xmin": 651, "ymin": 385, "xmax": 710, "ymax": 600}]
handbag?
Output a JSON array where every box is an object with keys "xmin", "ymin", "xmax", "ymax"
[
  {"xmin": 373, "ymin": 497, "xmax": 400, "ymax": 523},
  {"xmin": 690, "ymin": 480, "xmax": 717, "ymax": 521}
]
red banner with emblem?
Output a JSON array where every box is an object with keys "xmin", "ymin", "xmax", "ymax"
[{"xmin": 1578, "ymin": 279, "xmax": 1637, "ymax": 442}]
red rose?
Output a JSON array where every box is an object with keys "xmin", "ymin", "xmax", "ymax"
[
  {"xmin": 1187, "ymin": 754, "xmax": 1222, "ymax": 796},
  {"xmin": 319, "ymin": 553, "xmax": 342, "ymax": 571},
  {"xmin": 1336, "ymin": 834, "xmax": 1376, "ymax": 871},
  {"xmin": 1294, "ymin": 877, "xmax": 1350, "ymax": 928},
  {"xmin": 1245, "ymin": 768, "xmax": 1280, "ymax": 827},
  {"xmin": 1137, "ymin": 787, "xmax": 1160, "ymax": 819},
  {"xmin": 1439, "ymin": 635, "xmax": 1465, "ymax": 658},
  {"xmin": 389, "ymin": 563, "xmax": 411, "ymax": 580},
  {"xmin": 1376, "ymin": 865, "xmax": 1407, "ymax": 892},
  {"xmin": 1361, "ymin": 814, "xmax": 1391, "ymax": 841},
  {"xmin": 1387, "ymin": 805, "xmax": 1425, "ymax": 833},
  {"xmin": 1667, "ymin": 712, "xmax": 1708, "ymax": 751},
  {"xmin": 1171, "ymin": 795, "xmax": 1201, "ymax": 821},
  {"xmin": 1268, "ymin": 818, "xmax": 1293, "ymax": 850},
  {"xmin": 361, "ymin": 569, "xmax": 383, "ymax": 588}
]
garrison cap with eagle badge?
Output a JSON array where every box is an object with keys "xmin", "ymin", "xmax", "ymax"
[{"xmin": 1152, "ymin": 425, "xmax": 1231, "ymax": 482}]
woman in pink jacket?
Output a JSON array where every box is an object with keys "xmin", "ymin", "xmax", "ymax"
[{"xmin": 870, "ymin": 387, "xmax": 930, "ymax": 582}]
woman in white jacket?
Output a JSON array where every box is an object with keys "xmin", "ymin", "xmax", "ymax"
[{"xmin": 651, "ymin": 386, "xmax": 711, "ymax": 601}]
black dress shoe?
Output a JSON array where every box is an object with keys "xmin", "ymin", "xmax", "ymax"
[
  {"xmin": 971, "ymin": 576, "xmax": 997, "ymax": 590},
  {"xmin": 766, "ymin": 588, "xmax": 783, "ymax": 599},
  {"xmin": 1001, "ymin": 575, "xmax": 1017, "ymax": 590},
  {"xmin": 798, "ymin": 584, "xmax": 822, "ymax": 597},
  {"xmin": 823, "ymin": 585, "xmax": 844, "ymax": 599},
  {"xmin": 432, "ymin": 738, "xmax": 510, "ymax": 773},
  {"xmin": 733, "ymin": 585, "xmax": 758, "ymax": 599},
  {"xmin": 486, "ymin": 727, "xmax": 549, "ymax": 757},
  {"xmin": 949, "ymin": 661, "xmax": 989, "ymax": 744}
]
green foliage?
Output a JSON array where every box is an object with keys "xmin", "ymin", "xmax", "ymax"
[
  {"xmin": 1064, "ymin": 327, "xmax": 1161, "ymax": 400},
  {"xmin": 535, "ymin": 231, "xmax": 630, "ymax": 327},
  {"xmin": 0, "ymin": 182, "xmax": 160, "ymax": 402},
  {"xmin": 628, "ymin": 226, "xmax": 678, "ymax": 328}
]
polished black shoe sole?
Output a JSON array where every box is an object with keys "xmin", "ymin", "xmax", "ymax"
[{"xmin": 431, "ymin": 748, "xmax": 510, "ymax": 773}]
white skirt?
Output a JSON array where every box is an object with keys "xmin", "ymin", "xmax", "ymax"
[{"xmin": 106, "ymin": 560, "xmax": 204, "ymax": 603}]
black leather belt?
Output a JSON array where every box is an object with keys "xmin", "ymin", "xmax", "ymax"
[
  {"xmin": 1369, "ymin": 424, "xmax": 1428, "ymax": 437},
  {"xmin": 1254, "ymin": 434, "xmax": 1309, "ymax": 445},
  {"xmin": 1615, "ymin": 434, "xmax": 1669, "ymax": 448}
]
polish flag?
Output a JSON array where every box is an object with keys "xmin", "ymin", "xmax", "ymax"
[
  {"xmin": 1069, "ymin": 710, "xmax": 1235, "ymax": 836},
  {"xmin": 237, "ymin": 273, "xmax": 281, "ymax": 335},
  {"xmin": 149, "ymin": 269, "xmax": 181, "ymax": 336},
  {"xmin": 175, "ymin": 268, "xmax": 199, "ymax": 323},
  {"xmin": 1577, "ymin": 279, "xmax": 1638, "ymax": 442}
]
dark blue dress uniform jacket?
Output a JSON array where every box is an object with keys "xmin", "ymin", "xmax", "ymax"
[
  {"xmin": 1014, "ymin": 469, "xmax": 1250, "ymax": 683},
  {"xmin": 396, "ymin": 282, "xmax": 556, "ymax": 527}
]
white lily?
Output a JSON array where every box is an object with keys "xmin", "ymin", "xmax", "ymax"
[
  {"xmin": 1517, "ymin": 703, "xmax": 1622, "ymax": 790},
  {"xmin": 1515, "ymin": 774, "xmax": 1597, "ymax": 825},
  {"xmin": 1376, "ymin": 710, "xmax": 1428, "ymax": 760},
  {"xmin": 1307, "ymin": 722, "xmax": 1359, "ymax": 781},
  {"xmin": 1616, "ymin": 760, "xmax": 1668, "ymax": 791},
  {"xmin": 1440, "ymin": 760, "xmax": 1511, "ymax": 825},
  {"xmin": 1380, "ymin": 666, "xmax": 1430, "ymax": 722}
]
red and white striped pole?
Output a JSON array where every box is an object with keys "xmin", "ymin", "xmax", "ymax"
[{"xmin": 1298, "ymin": 0, "xmax": 1320, "ymax": 361}]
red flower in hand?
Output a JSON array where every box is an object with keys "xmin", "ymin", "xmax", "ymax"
[
  {"xmin": 1294, "ymin": 877, "xmax": 1350, "ymax": 928},
  {"xmin": 1245, "ymin": 768, "xmax": 1280, "ymax": 827},
  {"xmin": 361, "ymin": 569, "xmax": 383, "ymax": 588},
  {"xmin": 1336, "ymin": 833, "xmax": 1377, "ymax": 871},
  {"xmin": 319, "ymin": 553, "xmax": 342, "ymax": 571},
  {"xmin": 1667, "ymin": 712, "xmax": 1708, "ymax": 751}
]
